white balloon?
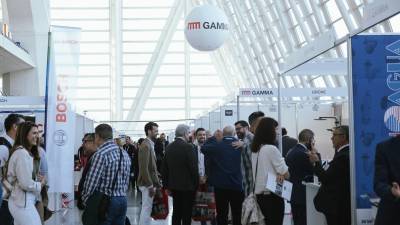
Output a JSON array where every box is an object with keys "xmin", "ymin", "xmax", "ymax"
[{"xmin": 184, "ymin": 5, "xmax": 230, "ymax": 51}]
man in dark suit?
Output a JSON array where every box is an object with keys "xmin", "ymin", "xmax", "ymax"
[
  {"xmin": 155, "ymin": 133, "xmax": 169, "ymax": 173},
  {"xmin": 162, "ymin": 124, "xmax": 199, "ymax": 225},
  {"xmin": 373, "ymin": 136, "xmax": 400, "ymax": 225},
  {"xmin": 282, "ymin": 127, "xmax": 298, "ymax": 157},
  {"xmin": 286, "ymin": 129, "xmax": 315, "ymax": 225},
  {"xmin": 309, "ymin": 125, "xmax": 350, "ymax": 225},
  {"xmin": 201, "ymin": 126, "xmax": 243, "ymax": 225}
]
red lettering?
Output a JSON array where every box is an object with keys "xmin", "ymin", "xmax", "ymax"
[
  {"xmin": 56, "ymin": 114, "xmax": 66, "ymax": 122},
  {"xmin": 57, "ymin": 103, "xmax": 67, "ymax": 113},
  {"xmin": 57, "ymin": 84, "xmax": 68, "ymax": 93},
  {"xmin": 57, "ymin": 94, "xmax": 65, "ymax": 101}
]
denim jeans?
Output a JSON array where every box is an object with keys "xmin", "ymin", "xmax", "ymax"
[{"xmin": 100, "ymin": 196, "xmax": 128, "ymax": 225}]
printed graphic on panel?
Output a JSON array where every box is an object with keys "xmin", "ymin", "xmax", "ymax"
[
  {"xmin": 384, "ymin": 106, "xmax": 400, "ymax": 132},
  {"xmin": 352, "ymin": 35, "xmax": 400, "ymax": 224}
]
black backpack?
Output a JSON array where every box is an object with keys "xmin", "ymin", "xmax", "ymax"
[
  {"xmin": 0, "ymin": 137, "xmax": 12, "ymax": 151},
  {"xmin": 0, "ymin": 136, "xmax": 13, "ymax": 198}
]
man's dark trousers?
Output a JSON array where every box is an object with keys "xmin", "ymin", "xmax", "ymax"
[
  {"xmin": 291, "ymin": 203, "xmax": 306, "ymax": 225},
  {"xmin": 171, "ymin": 190, "xmax": 196, "ymax": 225},
  {"xmin": 214, "ymin": 188, "xmax": 244, "ymax": 225}
]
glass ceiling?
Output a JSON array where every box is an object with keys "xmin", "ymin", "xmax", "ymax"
[{"xmin": 48, "ymin": 0, "xmax": 400, "ymax": 137}]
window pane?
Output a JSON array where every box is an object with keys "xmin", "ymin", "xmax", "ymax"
[
  {"xmin": 76, "ymin": 77, "xmax": 110, "ymax": 87},
  {"xmin": 154, "ymin": 76, "xmax": 184, "ymax": 86},
  {"xmin": 123, "ymin": 88, "xmax": 139, "ymax": 98},
  {"xmin": 123, "ymin": 20, "xmax": 166, "ymax": 30},
  {"xmin": 80, "ymin": 43, "xmax": 110, "ymax": 53},
  {"xmin": 191, "ymin": 87, "xmax": 226, "ymax": 97},
  {"xmin": 123, "ymin": 65, "xmax": 148, "ymax": 75},
  {"xmin": 145, "ymin": 99, "xmax": 185, "ymax": 109},
  {"xmin": 123, "ymin": 42, "xmax": 157, "ymax": 52},
  {"xmin": 52, "ymin": 20, "xmax": 109, "ymax": 31},
  {"xmin": 81, "ymin": 32, "xmax": 109, "ymax": 42},
  {"xmin": 80, "ymin": 66, "xmax": 110, "ymax": 76},
  {"xmin": 191, "ymin": 76, "xmax": 221, "ymax": 86},
  {"xmin": 150, "ymin": 88, "xmax": 185, "ymax": 97},
  {"xmin": 190, "ymin": 65, "xmax": 217, "ymax": 74},
  {"xmin": 123, "ymin": 54, "xmax": 153, "ymax": 64},
  {"xmin": 123, "ymin": 31, "xmax": 161, "ymax": 41},
  {"xmin": 51, "ymin": 9, "xmax": 109, "ymax": 19},
  {"xmin": 52, "ymin": 0, "xmax": 109, "ymax": 7},
  {"xmin": 159, "ymin": 65, "xmax": 184, "ymax": 74},
  {"xmin": 123, "ymin": 0, "xmax": 174, "ymax": 7},
  {"xmin": 163, "ymin": 54, "xmax": 184, "ymax": 63},
  {"xmin": 73, "ymin": 99, "xmax": 110, "ymax": 110},
  {"xmin": 123, "ymin": 8, "xmax": 171, "ymax": 19},
  {"xmin": 123, "ymin": 77, "xmax": 143, "ymax": 86},
  {"xmin": 75, "ymin": 88, "xmax": 110, "ymax": 98},
  {"xmin": 80, "ymin": 54, "xmax": 110, "ymax": 65}
]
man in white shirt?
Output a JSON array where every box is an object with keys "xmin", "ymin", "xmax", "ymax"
[
  {"xmin": 0, "ymin": 113, "xmax": 25, "ymax": 225},
  {"xmin": 194, "ymin": 127, "xmax": 217, "ymax": 225},
  {"xmin": 194, "ymin": 128, "xmax": 206, "ymax": 181}
]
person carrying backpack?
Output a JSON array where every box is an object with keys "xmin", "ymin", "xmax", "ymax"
[{"xmin": 0, "ymin": 113, "xmax": 25, "ymax": 225}]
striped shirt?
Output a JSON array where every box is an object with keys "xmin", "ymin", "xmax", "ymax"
[
  {"xmin": 241, "ymin": 132, "xmax": 254, "ymax": 197},
  {"xmin": 82, "ymin": 140, "xmax": 131, "ymax": 204}
]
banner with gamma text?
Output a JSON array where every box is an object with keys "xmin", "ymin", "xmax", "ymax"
[{"xmin": 351, "ymin": 34, "xmax": 400, "ymax": 224}]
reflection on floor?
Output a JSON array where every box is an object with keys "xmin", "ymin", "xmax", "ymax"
[{"xmin": 45, "ymin": 188, "xmax": 293, "ymax": 225}]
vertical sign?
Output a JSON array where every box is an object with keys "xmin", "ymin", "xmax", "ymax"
[
  {"xmin": 351, "ymin": 34, "xmax": 400, "ymax": 224},
  {"xmin": 45, "ymin": 26, "xmax": 81, "ymax": 218}
]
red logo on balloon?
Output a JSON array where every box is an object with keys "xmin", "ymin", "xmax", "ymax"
[{"xmin": 187, "ymin": 22, "xmax": 201, "ymax": 30}]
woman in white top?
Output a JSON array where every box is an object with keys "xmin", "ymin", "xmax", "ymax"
[
  {"xmin": 6, "ymin": 121, "xmax": 44, "ymax": 225},
  {"xmin": 251, "ymin": 117, "xmax": 289, "ymax": 225}
]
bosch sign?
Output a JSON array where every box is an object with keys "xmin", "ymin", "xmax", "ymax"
[{"xmin": 56, "ymin": 75, "xmax": 70, "ymax": 122}]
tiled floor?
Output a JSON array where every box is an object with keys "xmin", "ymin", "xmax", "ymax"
[{"xmin": 45, "ymin": 188, "xmax": 293, "ymax": 225}]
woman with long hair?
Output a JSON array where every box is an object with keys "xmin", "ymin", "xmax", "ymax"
[
  {"xmin": 6, "ymin": 121, "xmax": 44, "ymax": 225},
  {"xmin": 251, "ymin": 117, "xmax": 289, "ymax": 225}
]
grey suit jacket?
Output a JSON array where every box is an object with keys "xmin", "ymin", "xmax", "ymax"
[{"xmin": 137, "ymin": 138, "xmax": 160, "ymax": 187}]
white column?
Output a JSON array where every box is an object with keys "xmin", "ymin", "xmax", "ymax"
[{"xmin": 4, "ymin": 0, "xmax": 49, "ymax": 96}]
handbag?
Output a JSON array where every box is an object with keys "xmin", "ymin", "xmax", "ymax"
[
  {"xmin": 82, "ymin": 149, "xmax": 123, "ymax": 225},
  {"xmin": 151, "ymin": 188, "xmax": 169, "ymax": 220},
  {"xmin": 241, "ymin": 152, "xmax": 265, "ymax": 225},
  {"xmin": 192, "ymin": 184, "xmax": 216, "ymax": 221}
]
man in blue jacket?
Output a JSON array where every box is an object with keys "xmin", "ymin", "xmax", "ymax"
[
  {"xmin": 374, "ymin": 136, "xmax": 400, "ymax": 225},
  {"xmin": 201, "ymin": 126, "xmax": 243, "ymax": 225},
  {"xmin": 285, "ymin": 129, "xmax": 315, "ymax": 225}
]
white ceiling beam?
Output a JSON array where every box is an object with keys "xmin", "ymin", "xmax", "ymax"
[
  {"xmin": 124, "ymin": 0, "xmax": 183, "ymax": 129},
  {"xmin": 215, "ymin": 0, "xmax": 264, "ymax": 88}
]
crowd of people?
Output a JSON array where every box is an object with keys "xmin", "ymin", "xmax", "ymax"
[
  {"xmin": 0, "ymin": 111, "xmax": 399, "ymax": 225},
  {"xmin": 0, "ymin": 114, "xmax": 49, "ymax": 225},
  {"xmin": 74, "ymin": 110, "xmax": 354, "ymax": 225}
]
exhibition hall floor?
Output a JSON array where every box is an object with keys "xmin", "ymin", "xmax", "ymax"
[{"xmin": 47, "ymin": 188, "xmax": 292, "ymax": 225}]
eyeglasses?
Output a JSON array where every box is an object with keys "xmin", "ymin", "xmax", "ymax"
[{"xmin": 235, "ymin": 127, "xmax": 243, "ymax": 131}]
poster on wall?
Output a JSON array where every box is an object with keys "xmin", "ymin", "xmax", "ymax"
[
  {"xmin": 45, "ymin": 26, "xmax": 81, "ymax": 217},
  {"xmin": 351, "ymin": 34, "xmax": 400, "ymax": 224}
]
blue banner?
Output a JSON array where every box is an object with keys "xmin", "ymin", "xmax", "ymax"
[{"xmin": 352, "ymin": 34, "xmax": 400, "ymax": 222}]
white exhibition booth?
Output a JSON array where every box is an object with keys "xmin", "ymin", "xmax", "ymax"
[
  {"xmin": 194, "ymin": 88, "xmax": 347, "ymax": 160},
  {"xmin": 0, "ymin": 96, "xmax": 95, "ymax": 152}
]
